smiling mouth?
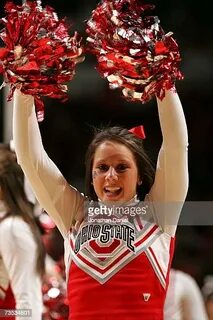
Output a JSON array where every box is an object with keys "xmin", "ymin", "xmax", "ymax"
[{"xmin": 104, "ymin": 187, "xmax": 122, "ymax": 196}]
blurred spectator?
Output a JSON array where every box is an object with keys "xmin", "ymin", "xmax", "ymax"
[
  {"xmin": 202, "ymin": 275, "xmax": 213, "ymax": 320},
  {"xmin": 0, "ymin": 145, "xmax": 45, "ymax": 319},
  {"xmin": 164, "ymin": 269, "xmax": 208, "ymax": 320}
]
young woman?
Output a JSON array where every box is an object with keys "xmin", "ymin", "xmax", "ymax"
[
  {"xmin": 0, "ymin": 147, "xmax": 45, "ymax": 320},
  {"xmin": 12, "ymin": 85, "xmax": 188, "ymax": 319}
]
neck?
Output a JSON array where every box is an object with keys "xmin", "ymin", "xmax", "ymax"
[{"xmin": 98, "ymin": 194, "xmax": 139, "ymax": 207}]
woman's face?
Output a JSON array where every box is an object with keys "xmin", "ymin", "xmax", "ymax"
[{"xmin": 92, "ymin": 141, "xmax": 140, "ymax": 203}]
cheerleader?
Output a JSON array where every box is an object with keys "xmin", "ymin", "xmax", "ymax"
[
  {"xmin": 12, "ymin": 84, "xmax": 188, "ymax": 320},
  {"xmin": 0, "ymin": 146, "xmax": 45, "ymax": 319}
]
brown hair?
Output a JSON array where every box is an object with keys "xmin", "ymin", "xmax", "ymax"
[
  {"xmin": 85, "ymin": 126, "xmax": 155, "ymax": 201},
  {"xmin": 0, "ymin": 147, "xmax": 45, "ymax": 277}
]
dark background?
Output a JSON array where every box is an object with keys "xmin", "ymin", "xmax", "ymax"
[{"xmin": 0, "ymin": 0, "xmax": 212, "ymax": 287}]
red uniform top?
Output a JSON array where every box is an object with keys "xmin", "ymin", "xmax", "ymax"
[{"xmin": 67, "ymin": 212, "xmax": 175, "ymax": 320}]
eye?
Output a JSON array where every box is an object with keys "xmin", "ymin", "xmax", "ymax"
[
  {"xmin": 116, "ymin": 163, "xmax": 128, "ymax": 172},
  {"xmin": 97, "ymin": 164, "xmax": 109, "ymax": 172}
]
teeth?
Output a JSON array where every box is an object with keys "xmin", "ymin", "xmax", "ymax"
[{"xmin": 105, "ymin": 187, "xmax": 121, "ymax": 192}]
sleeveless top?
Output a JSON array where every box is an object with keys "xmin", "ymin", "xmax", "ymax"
[{"xmin": 65, "ymin": 200, "xmax": 175, "ymax": 320}]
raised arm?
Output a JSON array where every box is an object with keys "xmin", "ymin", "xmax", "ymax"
[
  {"xmin": 13, "ymin": 90, "xmax": 85, "ymax": 237},
  {"xmin": 149, "ymin": 89, "xmax": 189, "ymax": 236}
]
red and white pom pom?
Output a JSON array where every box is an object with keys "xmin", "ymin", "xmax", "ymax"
[
  {"xmin": 0, "ymin": 0, "xmax": 84, "ymax": 121},
  {"xmin": 42, "ymin": 257, "xmax": 68, "ymax": 319},
  {"xmin": 86, "ymin": 0, "xmax": 183, "ymax": 103}
]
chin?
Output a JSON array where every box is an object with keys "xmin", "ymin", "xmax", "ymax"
[{"xmin": 99, "ymin": 195, "xmax": 121, "ymax": 203}]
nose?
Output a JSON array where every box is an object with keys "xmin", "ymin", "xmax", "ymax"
[{"xmin": 105, "ymin": 166, "xmax": 118, "ymax": 181}]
